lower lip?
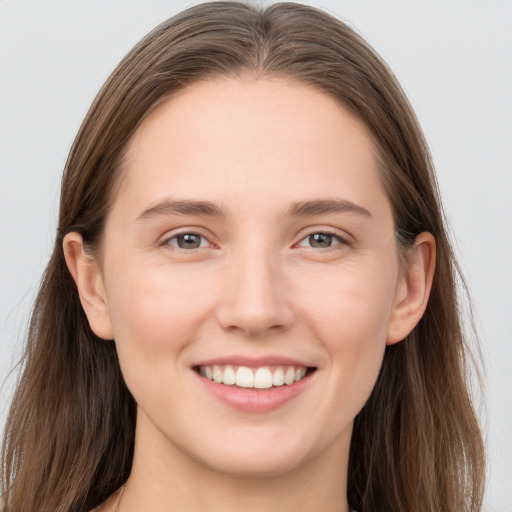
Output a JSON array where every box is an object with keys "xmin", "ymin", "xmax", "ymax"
[{"xmin": 195, "ymin": 371, "xmax": 314, "ymax": 413}]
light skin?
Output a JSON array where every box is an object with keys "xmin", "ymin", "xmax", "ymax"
[{"xmin": 64, "ymin": 77, "xmax": 435, "ymax": 512}]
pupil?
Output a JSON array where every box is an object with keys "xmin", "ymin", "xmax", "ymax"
[
  {"xmin": 178, "ymin": 234, "xmax": 200, "ymax": 249},
  {"xmin": 310, "ymin": 233, "xmax": 332, "ymax": 248}
]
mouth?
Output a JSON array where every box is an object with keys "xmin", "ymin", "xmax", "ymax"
[{"xmin": 193, "ymin": 364, "xmax": 317, "ymax": 390}]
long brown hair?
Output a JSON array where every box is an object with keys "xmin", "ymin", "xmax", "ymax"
[{"xmin": 1, "ymin": 2, "xmax": 485, "ymax": 511}]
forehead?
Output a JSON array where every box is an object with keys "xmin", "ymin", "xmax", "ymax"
[
  {"xmin": 114, "ymin": 77, "xmax": 387, "ymax": 219},
  {"xmin": 124, "ymin": 76, "xmax": 374, "ymax": 162}
]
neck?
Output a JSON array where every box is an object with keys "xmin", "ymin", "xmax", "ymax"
[{"xmin": 120, "ymin": 411, "xmax": 352, "ymax": 512}]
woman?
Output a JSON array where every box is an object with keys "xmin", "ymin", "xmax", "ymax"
[{"xmin": 1, "ymin": 2, "xmax": 485, "ymax": 511}]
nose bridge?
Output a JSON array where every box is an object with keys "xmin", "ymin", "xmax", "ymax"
[{"xmin": 216, "ymin": 238, "xmax": 293, "ymax": 336}]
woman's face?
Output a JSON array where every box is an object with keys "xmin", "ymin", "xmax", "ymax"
[{"xmin": 94, "ymin": 78, "xmax": 408, "ymax": 476}]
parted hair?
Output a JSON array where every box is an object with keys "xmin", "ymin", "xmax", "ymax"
[{"xmin": 1, "ymin": 2, "xmax": 484, "ymax": 511}]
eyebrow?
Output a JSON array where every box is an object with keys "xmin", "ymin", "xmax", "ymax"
[
  {"xmin": 137, "ymin": 199, "xmax": 227, "ymax": 220},
  {"xmin": 287, "ymin": 199, "xmax": 372, "ymax": 218},
  {"xmin": 136, "ymin": 198, "xmax": 371, "ymax": 221}
]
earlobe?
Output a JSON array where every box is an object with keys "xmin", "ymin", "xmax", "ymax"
[
  {"xmin": 386, "ymin": 232, "xmax": 436, "ymax": 345},
  {"xmin": 63, "ymin": 232, "xmax": 114, "ymax": 340}
]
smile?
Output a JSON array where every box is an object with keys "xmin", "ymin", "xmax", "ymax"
[
  {"xmin": 193, "ymin": 358, "xmax": 317, "ymax": 413},
  {"xmin": 197, "ymin": 364, "xmax": 309, "ymax": 389}
]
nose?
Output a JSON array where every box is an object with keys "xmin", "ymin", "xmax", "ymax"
[{"xmin": 215, "ymin": 248, "xmax": 295, "ymax": 337}]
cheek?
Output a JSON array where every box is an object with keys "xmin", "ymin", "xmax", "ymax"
[
  {"xmin": 307, "ymin": 282, "xmax": 391, "ymax": 381},
  {"xmin": 300, "ymin": 258, "xmax": 397, "ymax": 345},
  {"xmin": 296, "ymin": 257, "xmax": 398, "ymax": 407},
  {"xmin": 106, "ymin": 256, "xmax": 212, "ymax": 339},
  {"xmin": 103, "ymin": 260, "xmax": 212, "ymax": 395}
]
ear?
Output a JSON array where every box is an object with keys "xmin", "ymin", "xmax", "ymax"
[
  {"xmin": 63, "ymin": 232, "xmax": 114, "ymax": 340},
  {"xmin": 386, "ymin": 232, "xmax": 436, "ymax": 345}
]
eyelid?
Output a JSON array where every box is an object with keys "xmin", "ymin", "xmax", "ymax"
[
  {"xmin": 159, "ymin": 228, "xmax": 217, "ymax": 250},
  {"xmin": 157, "ymin": 226, "xmax": 352, "ymax": 251},
  {"xmin": 295, "ymin": 234, "xmax": 343, "ymax": 249},
  {"xmin": 293, "ymin": 227, "xmax": 353, "ymax": 249}
]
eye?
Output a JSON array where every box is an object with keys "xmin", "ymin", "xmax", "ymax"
[
  {"xmin": 164, "ymin": 232, "xmax": 211, "ymax": 250},
  {"xmin": 296, "ymin": 232, "xmax": 345, "ymax": 249}
]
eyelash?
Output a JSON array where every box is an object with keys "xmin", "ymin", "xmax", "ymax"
[
  {"xmin": 161, "ymin": 230, "xmax": 349, "ymax": 252},
  {"xmin": 162, "ymin": 232, "xmax": 213, "ymax": 251},
  {"xmin": 295, "ymin": 232, "xmax": 348, "ymax": 250}
]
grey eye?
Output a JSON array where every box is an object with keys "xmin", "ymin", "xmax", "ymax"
[
  {"xmin": 296, "ymin": 232, "xmax": 346, "ymax": 249},
  {"xmin": 167, "ymin": 233, "xmax": 208, "ymax": 250},
  {"xmin": 308, "ymin": 233, "xmax": 334, "ymax": 248}
]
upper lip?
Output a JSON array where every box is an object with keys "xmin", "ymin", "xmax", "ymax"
[{"xmin": 193, "ymin": 355, "xmax": 314, "ymax": 368}]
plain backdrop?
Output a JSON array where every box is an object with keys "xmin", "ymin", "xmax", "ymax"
[{"xmin": 1, "ymin": 1, "xmax": 511, "ymax": 510}]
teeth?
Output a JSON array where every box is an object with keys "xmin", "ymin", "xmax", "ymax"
[
  {"xmin": 254, "ymin": 367, "xmax": 273, "ymax": 389},
  {"xmin": 294, "ymin": 368, "xmax": 307, "ymax": 382},
  {"xmin": 198, "ymin": 364, "xmax": 310, "ymax": 388},
  {"xmin": 284, "ymin": 367, "xmax": 295, "ymax": 385},
  {"xmin": 272, "ymin": 368, "xmax": 285, "ymax": 386},
  {"xmin": 213, "ymin": 366, "xmax": 223, "ymax": 383},
  {"xmin": 236, "ymin": 366, "xmax": 254, "ymax": 388},
  {"xmin": 223, "ymin": 365, "xmax": 236, "ymax": 385}
]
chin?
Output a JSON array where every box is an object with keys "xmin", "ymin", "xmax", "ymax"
[
  {"xmin": 176, "ymin": 423, "xmax": 335, "ymax": 479},
  {"xmin": 195, "ymin": 445, "xmax": 309, "ymax": 478}
]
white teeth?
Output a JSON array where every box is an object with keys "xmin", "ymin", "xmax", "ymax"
[
  {"xmin": 272, "ymin": 368, "xmax": 285, "ymax": 386},
  {"xmin": 198, "ymin": 364, "xmax": 310, "ymax": 388},
  {"xmin": 213, "ymin": 366, "xmax": 223, "ymax": 383},
  {"xmin": 284, "ymin": 367, "xmax": 295, "ymax": 385},
  {"xmin": 223, "ymin": 365, "xmax": 236, "ymax": 385},
  {"xmin": 236, "ymin": 366, "xmax": 254, "ymax": 388},
  {"xmin": 254, "ymin": 367, "xmax": 273, "ymax": 389}
]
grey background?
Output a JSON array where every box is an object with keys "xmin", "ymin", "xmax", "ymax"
[{"xmin": 1, "ymin": 1, "xmax": 511, "ymax": 510}]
